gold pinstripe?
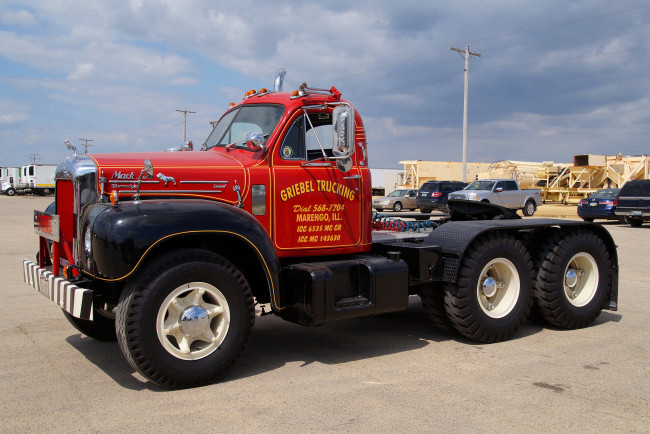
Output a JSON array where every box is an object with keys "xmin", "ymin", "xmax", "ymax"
[{"xmin": 82, "ymin": 229, "xmax": 284, "ymax": 310}]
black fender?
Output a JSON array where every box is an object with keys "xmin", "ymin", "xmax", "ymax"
[
  {"xmin": 82, "ymin": 199, "xmax": 283, "ymax": 311},
  {"xmin": 428, "ymin": 218, "xmax": 619, "ymax": 308}
]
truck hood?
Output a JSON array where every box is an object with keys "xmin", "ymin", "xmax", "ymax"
[
  {"xmin": 450, "ymin": 190, "xmax": 489, "ymax": 196},
  {"xmin": 89, "ymin": 150, "xmax": 247, "ymax": 204}
]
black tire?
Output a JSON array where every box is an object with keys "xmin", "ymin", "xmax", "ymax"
[
  {"xmin": 392, "ymin": 202, "xmax": 403, "ymax": 212},
  {"xmin": 6, "ymin": 187, "xmax": 16, "ymax": 196},
  {"xmin": 62, "ymin": 304, "xmax": 117, "ymax": 341},
  {"xmin": 420, "ymin": 284, "xmax": 455, "ymax": 334},
  {"xmin": 534, "ymin": 229, "xmax": 612, "ymax": 329},
  {"xmin": 375, "ymin": 208, "xmax": 383, "ymax": 212},
  {"xmin": 409, "ymin": 208, "xmax": 416, "ymax": 211},
  {"xmin": 116, "ymin": 249, "xmax": 255, "ymax": 388},
  {"xmin": 444, "ymin": 233, "xmax": 534, "ymax": 343},
  {"xmin": 581, "ymin": 217, "xmax": 594, "ymax": 222},
  {"xmin": 420, "ymin": 209, "xmax": 431, "ymax": 214},
  {"xmin": 522, "ymin": 200, "xmax": 536, "ymax": 216},
  {"xmin": 630, "ymin": 218, "xmax": 643, "ymax": 227}
]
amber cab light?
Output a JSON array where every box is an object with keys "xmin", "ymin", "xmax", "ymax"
[
  {"xmin": 110, "ymin": 190, "xmax": 119, "ymax": 206},
  {"xmin": 228, "ymin": 102, "xmax": 235, "ymax": 108}
]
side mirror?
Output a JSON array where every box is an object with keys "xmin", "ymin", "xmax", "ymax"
[
  {"xmin": 332, "ymin": 105, "xmax": 355, "ymax": 158},
  {"xmin": 245, "ymin": 131, "xmax": 265, "ymax": 151},
  {"xmin": 143, "ymin": 159, "xmax": 154, "ymax": 179}
]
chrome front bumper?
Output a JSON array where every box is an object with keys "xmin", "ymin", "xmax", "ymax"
[{"xmin": 23, "ymin": 259, "xmax": 94, "ymax": 320}]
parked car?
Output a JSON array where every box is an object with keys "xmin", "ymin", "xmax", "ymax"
[
  {"xmin": 448, "ymin": 179, "xmax": 543, "ymax": 216},
  {"xmin": 577, "ymin": 188, "xmax": 621, "ymax": 222},
  {"xmin": 373, "ymin": 189, "xmax": 418, "ymax": 212},
  {"xmin": 614, "ymin": 179, "xmax": 650, "ymax": 227},
  {"xmin": 416, "ymin": 180, "xmax": 468, "ymax": 213}
]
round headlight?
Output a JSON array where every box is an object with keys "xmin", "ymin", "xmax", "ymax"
[{"xmin": 84, "ymin": 226, "xmax": 92, "ymax": 257}]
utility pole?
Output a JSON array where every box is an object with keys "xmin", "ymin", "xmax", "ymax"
[
  {"xmin": 176, "ymin": 109, "xmax": 196, "ymax": 143},
  {"xmin": 29, "ymin": 153, "xmax": 40, "ymax": 164},
  {"xmin": 451, "ymin": 44, "xmax": 481, "ymax": 182},
  {"xmin": 79, "ymin": 138, "xmax": 94, "ymax": 154}
]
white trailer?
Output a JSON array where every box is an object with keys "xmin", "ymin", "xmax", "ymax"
[
  {"xmin": 8, "ymin": 164, "xmax": 56, "ymax": 196},
  {"xmin": 1, "ymin": 167, "xmax": 20, "ymax": 195}
]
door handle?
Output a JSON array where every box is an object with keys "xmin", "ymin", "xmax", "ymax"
[{"xmin": 343, "ymin": 175, "xmax": 361, "ymax": 180}]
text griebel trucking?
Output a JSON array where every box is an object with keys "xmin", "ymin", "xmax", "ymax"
[{"xmin": 280, "ymin": 179, "xmax": 356, "ymax": 202}]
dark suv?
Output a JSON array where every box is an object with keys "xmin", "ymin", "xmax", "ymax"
[
  {"xmin": 416, "ymin": 180, "xmax": 468, "ymax": 213},
  {"xmin": 615, "ymin": 179, "xmax": 650, "ymax": 227}
]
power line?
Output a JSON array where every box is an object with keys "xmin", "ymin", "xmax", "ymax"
[
  {"xmin": 469, "ymin": 3, "xmax": 650, "ymax": 44},
  {"xmin": 476, "ymin": 45, "xmax": 650, "ymax": 71},
  {"xmin": 482, "ymin": 19, "xmax": 650, "ymax": 52},
  {"xmin": 321, "ymin": 3, "xmax": 650, "ymax": 87}
]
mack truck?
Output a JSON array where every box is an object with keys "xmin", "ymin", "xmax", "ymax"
[{"xmin": 23, "ymin": 74, "xmax": 619, "ymax": 388}]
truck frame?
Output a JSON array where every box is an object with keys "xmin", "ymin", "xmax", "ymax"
[{"xmin": 23, "ymin": 76, "xmax": 618, "ymax": 388}]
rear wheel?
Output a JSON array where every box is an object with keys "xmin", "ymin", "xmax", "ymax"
[
  {"xmin": 444, "ymin": 233, "xmax": 533, "ymax": 343},
  {"xmin": 62, "ymin": 303, "xmax": 117, "ymax": 341},
  {"xmin": 522, "ymin": 200, "xmax": 536, "ymax": 216},
  {"xmin": 392, "ymin": 202, "xmax": 403, "ymax": 212},
  {"xmin": 534, "ymin": 229, "xmax": 611, "ymax": 329},
  {"xmin": 626, "ymin": 217, "xmax": 643, "ymax": 227},
  {"xmin": 581, "ymin": 217, "xmax": 594, "ymax": 222},
  {"xmin": 116, "ymin": 249, "xmax": 255, "ymax": 388},
  {"xmin": 420, "ymin": 284, "xmax": 455, "ymax": 334},
  {"xmin": 420, "ymin": 209, "xmax": 431, "ymax": 214}
]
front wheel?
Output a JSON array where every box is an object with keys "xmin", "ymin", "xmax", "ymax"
[
  {"xmin": 522, "ymin": 200, "xmax": 536, "ymax": 216},
  {"xmin": 116, "ymin": 249, "xmax": 255, "ymax": 388},
  {"xmin": 444, "ymin": 233, "xmax": 533, "ymax": 343},
  {"xmin": 534, "ymin": 229, "xmax": 611, "ymax": 329},
  {"xmin": 392, "ymin": 202, "xmax": 403, "ymax": 212},
  {"xmin": 581, "ymin": 217, "xmax": 594, "ymax": 222},
  {"xmin": 6, "ymin": 187, "xmax": 16, "ymax": 196},
  {"xmin": 626, "ymin": 217, "xmax": 643, "ymax": 227}
]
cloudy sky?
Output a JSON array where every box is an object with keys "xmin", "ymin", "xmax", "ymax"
[{"xmin": 1, "ymin": 0, "xmax": 649, "ymax": 169}]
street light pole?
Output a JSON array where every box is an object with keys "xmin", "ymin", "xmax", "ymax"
[
  {"xmin": 176, "ymin": 109, "xmax": 196, "ymax": 143},
  {"xmin": 451, "ymin": 44, "xmax": 481, "ymax": 182}
]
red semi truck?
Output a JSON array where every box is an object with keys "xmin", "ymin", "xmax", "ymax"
[{"xmin": 23, "ymin": 75, "xmax": 618, "ymax": 388}]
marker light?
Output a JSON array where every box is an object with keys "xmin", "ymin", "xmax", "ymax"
[
  {"xmin": 291, "ymin": 90, "xmax": 299, "ymax": 97},
  {"xmin": 110, "ymin": 190, "xmax": 119, "ymax": 206},
  {"xmin": 228, "ymin": 102, "xmax": 235, "ymax": 108}
]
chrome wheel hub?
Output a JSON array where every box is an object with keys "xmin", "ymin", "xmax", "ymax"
[
  {"xmin": 156, "ymin": 282, "xmax": 230, "ymax": 360},
  {"xmin": 564, "ymin": 253, "xmax": 598, "ymax": 307},
  {"xmin": 180, "ymin": 306, "xmax": 210, "ymax": 338},
  {"xmin": 477, "ymin": 258, "xmax": 520, "ymax": 318}
]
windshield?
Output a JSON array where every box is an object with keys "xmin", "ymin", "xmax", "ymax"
[
  {"xmin": 204, "ymin": 105, "xmax": 285, "ymax": 150},
  {"xmin": 387, "ymin": 190, "xmax": 407, "ymax": 197},
  {"xmin": 466, "ymin": 181, "xmax": 495, "ymax": 191}
]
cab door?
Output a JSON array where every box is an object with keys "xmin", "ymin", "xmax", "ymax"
[{"xmin": 270, "ymin": 110, "xmax": 363, "ymax": 255}]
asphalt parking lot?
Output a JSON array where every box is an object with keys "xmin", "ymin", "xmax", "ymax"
[{"xmin": 1, "ymin": 196, "xmax": 648, "ymax": 432}]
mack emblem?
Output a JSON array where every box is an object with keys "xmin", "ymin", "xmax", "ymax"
[{"xmin": 111, "ymin": 171, "xmax": 135, "ymax": 180}]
